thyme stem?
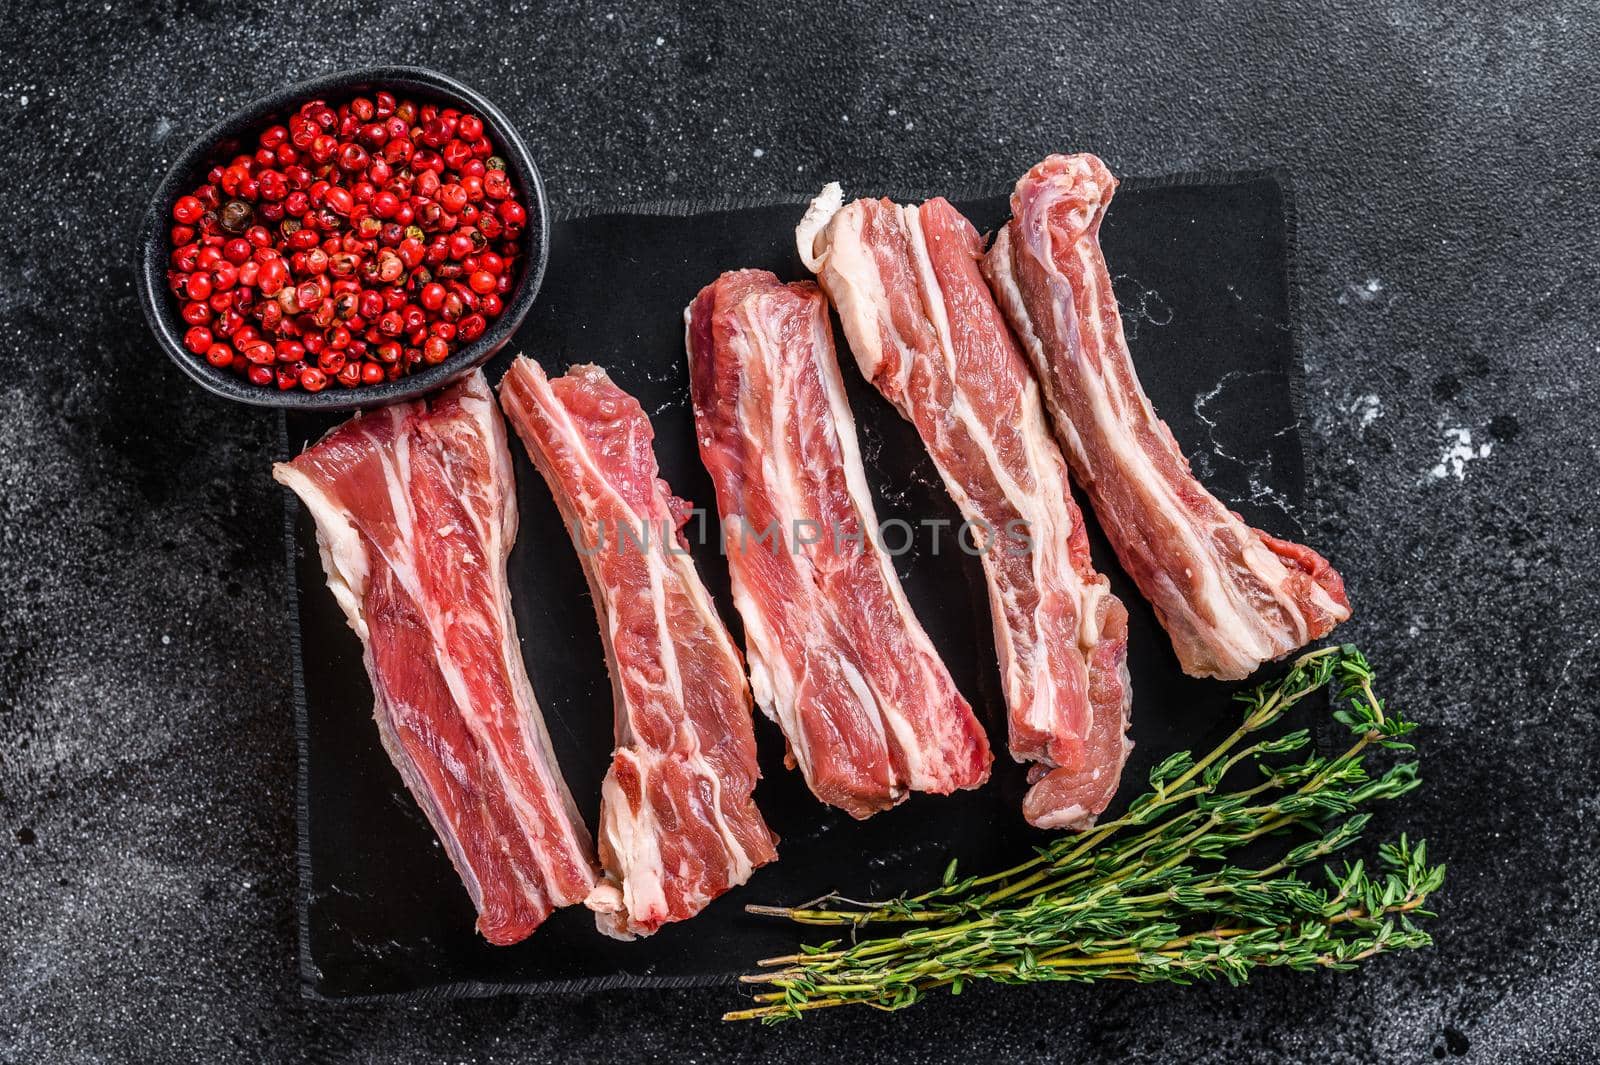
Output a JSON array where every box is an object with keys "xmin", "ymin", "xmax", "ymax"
[{"xmin": 727, "ymin": 646, "xmax": 1443, "ymax": 1023}]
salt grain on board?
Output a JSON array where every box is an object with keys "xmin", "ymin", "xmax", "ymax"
[{"xmin": 1428, "ymin": 426, "xmax": 1492, "ymax": 481}]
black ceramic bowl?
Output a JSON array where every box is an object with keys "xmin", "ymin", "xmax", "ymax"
[{"xmin": 137, "ymin": 66, "xmax": 548, "ymax": 412}]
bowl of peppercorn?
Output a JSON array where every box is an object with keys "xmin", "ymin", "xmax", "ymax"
[{"xmin": 137, "ymin": 66, "xmax": 548, "ymax": 410}]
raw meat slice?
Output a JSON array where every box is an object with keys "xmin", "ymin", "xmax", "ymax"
[
  {"xmin": 685, "ymin": 269, "xmax": 991, "ymax": 818},
  {"xmin": 499, "ymin": 357, "xmax": 777, "ymax": 938},
  {"xmin": 798, "ymin": 187, "xmax": 1132, "ymax": 830},
  {"xmin": 273, "ymin": 370, "xmax": 598, "ymax": 946},
  {"xmin": 984, "ymin": 154, "xmax": 1350, "ymax": 680}
]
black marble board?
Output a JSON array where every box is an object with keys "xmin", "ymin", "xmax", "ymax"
[{"xmin": 284, "ymin": 174, "xmax": 1311, "ymax": 1000}]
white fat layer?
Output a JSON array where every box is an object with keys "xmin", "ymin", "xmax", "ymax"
[
  {"xmin": 753, "ymin": 302, "xmax": 898, "ymax": 788},
  {"xmin": 277, "ymin": 450, "xmax": 497, "ymax": 909},
  {"xmin": 465, "ymin": 379, "xmax": 594, "ymax": 863},
  {"xmin": 804, "ymin": 299, "xmax": 956, "ymax": 790},
  {"xmin": 723, "ymin": 316, "xmax": 809, "ymax": 775},
  {"xmin": 369, "ymin": 668, "xmax": 489, "ymax": 912},
  {"xmin": 1029, "ymin": 798, "xmax": 1092, "ymax": 831},
  {"xmin": 275, "ymin": 374, "xmax": 598, "ymax": 923},
  {"xmin": 896, "ymin": 203, "xmax": 1101, "ymax": 752},
  {"xmin": 796, "ymin": 181, "xmax": 844, "ymax": 272},
  {"xmin": 710, "ymin": 274, "xmax": 987, "ymax": 801},
  {"xmin": 803, "ymin": 188, "xmax": 1120, "ymax": 803},
  {"xmin": 806, "ymin": 197, "xmax": 891, "ymax": 385},
  {"xmin": 278, "ymin": 428, "xmax": 508, "ymax": 916},
  {"xmin": 272, "ymin": 463, "xmax": 370, "ymax": 640},
  {"xmin": 1001, "ymin": 160, "xmax": 1349, "ymax": 677},
  {"xmin": 505, "ymin": 359, "xmax": 760, "ymax": 936},
  {"xmin": 594, "ymin": 754, "xmax": 666, "ymax": 940},
  {"xmin": 725, "ymin": 520, "xmax": 782, "ymax": 725},
  {"xmin": 410, "ymin": 376, "xmax": 591, "ymax": 906}
]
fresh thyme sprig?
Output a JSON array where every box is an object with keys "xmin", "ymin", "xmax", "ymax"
[{"xmin": 727, "ymin": 645, "xmax": 1443, "ymax": 1022}]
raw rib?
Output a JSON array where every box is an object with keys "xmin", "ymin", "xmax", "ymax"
[
  {"xmin": 273, "ymin": 370, "xmax": 597, "ymax": 946},
  {"xmin": 984, "ymin": 154, "xmax": 1350, "ymax": 680},
  {"xmin": 499, "ymin": 357, "xmax": 777, "ymax": 938},
  {"xmin": 685, "ymin": 269, "xmax": 991, "ymax": 818},
  {"xmin": 798, "ymin": 186, "xmax": 1132, "ymax": 830}
]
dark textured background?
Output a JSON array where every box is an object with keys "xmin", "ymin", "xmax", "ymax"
[{"xmin": 2, "ymin": 2, "xmax": 1596, "ymax": 1062}]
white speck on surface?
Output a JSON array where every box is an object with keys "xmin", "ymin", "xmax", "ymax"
[
  {"xmin": 654, "ymin": 36, "xmax": 664, "ymax": 45},
  {"xmin": 1543, "ymin": 630, "xmax": 1600, "ymax": 716},
  {"xmin": 1427, "ymin": 426, "xmax": 1493, "ymax": 481},
  {"xmin": 1348, "ymin": 393, "xmax": 1383, "ymax": 431},
  {"xmin": 752, "ymin": 147, "xmax": 764, "ymax": 158},
  {"xmin": 1338, "ymin": 276, "xmax": 1389, "ymax": 306},
  {"xmin": 1115, "ymin": 275, "xmax": 1174, "ymax": 341},
  {"xmin": 1192, "ymin": 369, "xmax": 1298, "ymax": 517},
  {"xmin": 160, "ymin": 634, "xmax": 170, "ymax": 646},
  {"xmin": 19, "ymin": 94, "xmax": 27, "ymax": 106}
]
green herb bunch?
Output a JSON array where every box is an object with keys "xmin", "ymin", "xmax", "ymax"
[{"xmin": 729, "ymin": 645, "xmax": 1443, "ymax": 1022}]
